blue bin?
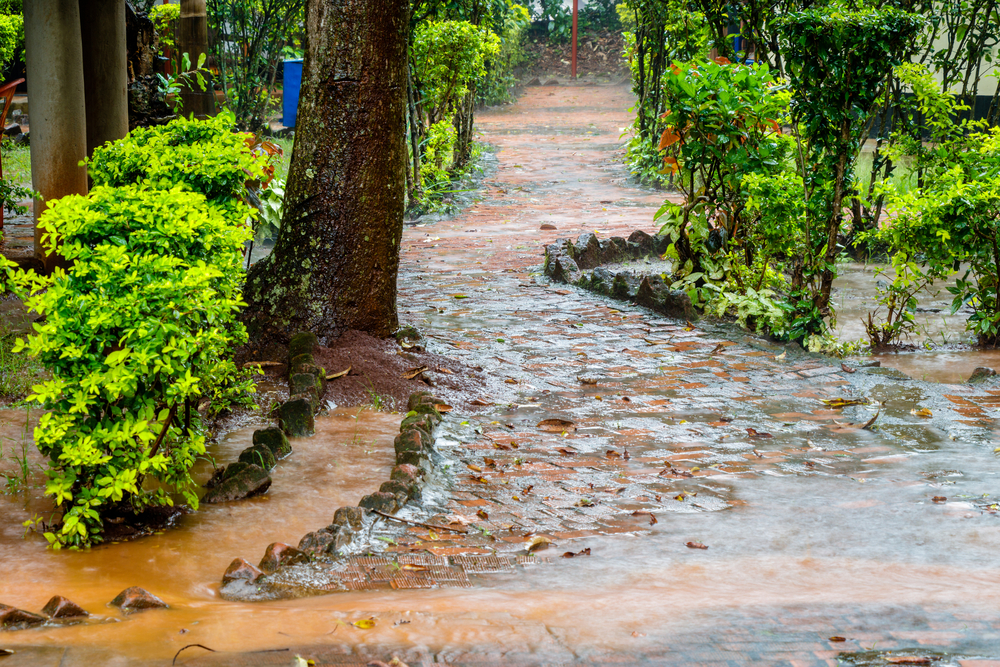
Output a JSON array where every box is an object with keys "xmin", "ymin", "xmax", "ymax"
[{"xmin": 283, "ymin": 59, "xmax": 303, "ymax": 128}]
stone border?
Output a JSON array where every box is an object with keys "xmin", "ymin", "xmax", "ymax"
[
  {"xmin": 1, "ymin": 588, "xmax": 168, "ymax": 633},
  {"xmin": 218, "ymin": 390, "xmax": 446, "ymax": 601},
  {"xmin": 544, "ymin": 230, "xmax": 697, "ymax": 321},
  {"xmin": 201, "ymin": 332, "xmax": 325, "ymax": 504}
]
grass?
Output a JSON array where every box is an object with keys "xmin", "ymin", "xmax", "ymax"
[
  {"xmin": 272, "ymin": 136, "xmax": 294, "ymax": 183},
  {"xmin": 1, "ymin": 142, "xmax": 31, "ymax": 188},
  {"xmin": 0, "ymin": 335, "xmax": 42, "ymax": 404},
  {"xmin": 854, "ymin": 150, "xmax": 918, "ymax": 196}
]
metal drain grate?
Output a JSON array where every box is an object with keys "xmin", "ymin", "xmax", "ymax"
[{"xmin": 453, "ymin": 554, "xmax": 516, "ymax": 573}]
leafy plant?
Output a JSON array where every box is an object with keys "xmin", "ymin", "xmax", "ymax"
[
  {"xmin": 149, "ymin": 3, "xmax": 180, "ymax": 56},
  {"xmin": 156, "ymin": 52, "xmax": 213, "ymax": 115},
  {"xmin": 14, "ymin": 185, "xmax": 254, "ymax": 549}
]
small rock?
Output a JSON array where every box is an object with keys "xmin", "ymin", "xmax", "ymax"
[
  {"xmin": 0, "ymin": 604, "xmax": 46, "ymax": 629},
  {"xmin": 332, "ymin": 506, "xmax": 364, "ymax": 530},
  {"xmin": 275, "ymin": 395, "xmax": 315, "ymax": 437},
  {"xmin": 3, "ymin": 123, "xmax": 21, "ymax": 136},
  {"xmin": 395, "ymin": 326, "xmax": 422, "ymax": 342},
  {"xmin": 406, "ymin": 391, "xmax": 437, "ymax": 412},
  {"xmin": 394, "ymin": 429, "xmax": 428, "ymax": 466},
  {"xmin": 297, "ymin": 530, "xmax": 336, "ymax": 556},
  {"xmin": 540, "ymin": 223, "xmax": 557, "ymax": 230},
  {"xmin": 41, "ymin": 596, "xmax": 88, "ymax": 619},
  {"xmin": 258, "ymin": 543, "xmax": 308, "ymax": 575},
  {"xmin": 321, "ymin": 524, "xmax": 356, "ymax": 555},
  {"xmin": 968, "ymin": 367, "xmax": 997, "ymax": 384},
  {"xmin": 201, "ymin": 463, "xmax": 271, "ymax": 503},
  {"xmin": 380, "ymin": 479, "xmax": 419, "ymax": 503},
  {"xmin": 288, "ymin": 331, "xmax": 318, "ymax": 359},
  {"xmin": 221, "ymin": 558, "xmax": 263, "ymax": 585},
  {"xmin": 238, "ymin": 445, "xmax": 276, "ymax": 471},
  {"xmin": 359, "ymin": 491, "xmax": 400, "ymax": 515},
  {"xmin": 525, "ymin": 77, "xmax": 542, "ymax": 86},
  {"xmin": 252, "ymin": 427, "xmax": 291, "ymax": 459},
  {"xmin": 399, "ymin": 413, "xmax": 435, "ymax": 437},
  {"xmin": 109, "ymin": 587, "xmax": 168, "ymax": 614},
  {"xmin": 390, "ymin": 463, "xmax": 421, "ymax": 485},
  {"xmin": 543, "ymin": 79, "xmax": 559, "ymax": 85}
]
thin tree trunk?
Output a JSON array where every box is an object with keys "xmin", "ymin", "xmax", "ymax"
[
  {"xmin": 241, "ymin": 0, "xmax": 408, "ymax": 345},
  {"xmin": 179, "ymin": 0, "xmax": 217, "ymax": 118}
]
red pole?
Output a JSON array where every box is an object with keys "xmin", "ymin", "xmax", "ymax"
[{"xmin": 571, "ymin": 0, "xmax": 578, "ymax": 79}]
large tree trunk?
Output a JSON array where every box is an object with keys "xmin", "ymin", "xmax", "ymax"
[
  {"xmin": 178, "ymin": 0, "xmax": 216, "ymax": 118},
  {"xmin": 241, "ymin": 0, "xmax": 408, "ymax": 345}
]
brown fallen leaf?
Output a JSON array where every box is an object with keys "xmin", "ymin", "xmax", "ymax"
[
  {"xmin": 606, "ymin": 450, "xmax": 621, "ymax": 459},
  {"xmin": 746, "ymin": 428, "xmax": 773, "ymax": 439},
  {"xmin": 522, "ymin": 484, "xmax": 534, "ymax": 495},
  {"xmin": 709, "ymin": 343, "xmax": 725, "ymax": 355},
  {"xmin": 467, "ymin": 464, "xmax": 483, "ymax": 473},
  {"xmin": 493, "ymin": 443, "xmax": 511, "ymax": 451},
  {"xmin": 886, "ymin": 657, "xmax": 931, "ymax": 665},
  {"xmin": 483, "ymin": 457, "xmax": 497, "ymax": 468},
  {"xmin": 686, "ymin": 541, "xmax": 708, "ymax": 549},
  {"xmin": 403, "ymin": 366, "xmax": 428, "ymax": 380},
  {"xmin": 434, "ymin": 403, "xmax": 453, "ymax": 413},
  {"xmin": 326, "ymin": 366, "xmax": 351, "ymax": 380},
  {"xmin": 470, "ymin": 475, "xmax": 489, "ymax": 484},
  {"xmin": 242, "ymin": 360, "xmax": 283, "ymax": 369},
  {"xmin": 822, "ymin": 397, "xmax": 867, "ymax": 408},
  {"xmin": 436, "ymin": 367, "xmax": 454, "ymax": 375},
  {"xmin": 401, "ymin": 564, "xmax": 428, "ymax": 571},
  {"xmin": 578, "ymin": 376, "xmax": 598, "ymax": 385},
  {"xmin": 540, "ymin": 223, "xmax": 558, "ymax": 230},
  {"xmin": 556, "ymin": 447, "xmax": 577, "ymax": 456},
  {"xmin": 527, "ymin": 535, "xmax": 553, "ymax": 553},
  {"xmin": 537, "ymin": 418, "xmax": 576, "ymax": 432},
  {"xmin": 829, "ymin": 636, "xmax": 846, "ymax": 642},
  {"xmin": 562, "ymin": 548, "xmax": 591, "ymax": 558},
  {"xmin": 911, "ymin": 408, "xmax": 933, "ymax": 418},
  {"xmin": 840, "ymin": 362, "xmax": 855, "ymax": 373},
  {"xmin": 471, "ymin": 398, "xmax": 492, "ymax": 406},
  {"xmin": 504, "ymin": 378, "xmax": 518, "ymax": 384},
  {"xmin": 631, "ymin": 510, "xmax": 657, "ymax": 525},
  {"xmin": 623, "ymin": 449, "xmax": 630, "ymax": 460},
  {"xmin": 932, "ymin": 496, "xmax": 947, "ymax": 503},
  {"xmin": 476, "ymin": 509, "xmax": 489, "ymax": 520},
  {"xmin": 552, "ymin": 289, "xmax": 570, "ymax": 295}
]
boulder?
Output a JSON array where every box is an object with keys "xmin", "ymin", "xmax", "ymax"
[
  {"xmin": 289, "ymin": 372, "xmax": 321, "ymax": 406},
  {"xmin": 634, "ymin": 276, "xmax": 697, "ymax": 320},
  {"xmin": 201, "ymin": 463, "xmax": 271, "ymax": 503},
  {"xmin": 258, "ymin": 542, "xmax": 308, "ymax": 575},
  {"xmin": 109, "ymin": 587, "xmax": 168, "ymax": 614},
  {"xmin": 572, "ymin": 233, "xmax": 604, "ymax": 269},
  {"xmin": 0, "ymin": 604, "xmax": 46, "ymax": 629},
  {"xmin": 545, "ymin": 252, "xmax": 582, "ymax": 284},
  {"xmin": 359, "ymin": 491, "xmax": 400, "ymax": 515},
  {"xmin": 275, "ymin": 395, "xmax": 315, "ymax": 437},
  {"xmin": 603, "ymin": 236, "xmax": 630, "ymax": 263},
  {"xmin": 332, "ymin": 506, "xmax": 364, "ymax": 530},
  {"xmin": 252, "ymin": 427, "xmax": 292, "ymax": 459},
  {"xmin": 627, "ymin": 230, "xmax": 656, "ymax": 256},
  {"xmin": 222, "ymin": 558, "xmax": 263, "ymax": 586},
  {"xmin": 238, "ymin": 445, "xmax": 276, "ymax": 471},
  {"xmin": 968, "ymin": 367, "xmax": 997, "ymax": 384},
  {"xmin": 288, "ymin": 331, "xmax": 318, "ymax": 359},
  {"xmin": 41, "ymin": 596, "xmax": 88, "ymax": 619},
  {"xmin": 399, "ymin": 413, "xmax": 435, "ymax": 438},
  {"xmin": 288, "ymin": 352, "xmax": 315, "ymax": 375}
]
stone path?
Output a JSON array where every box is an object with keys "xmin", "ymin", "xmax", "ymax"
[{"xmin": 180, "ymin": 81, "xmax": 1000, "ymax": 665}]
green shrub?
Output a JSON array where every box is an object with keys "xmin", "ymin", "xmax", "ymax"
[
  {"xmin": 15, "ymin": 185, "xmax": 253, "ymax": 549},
  {"xmin": 85, "ymin": 111, "xmax": 273, "ymax": 228},
  {"xmin": 477, "ymin": 3, "xmax": 530, "ymax": 106}
]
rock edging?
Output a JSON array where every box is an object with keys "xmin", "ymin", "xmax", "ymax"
[
  {"xmin": 218, "ymin": 390, "xmax": 446, "ymax": 601},
  {"xmin": 544, "ymin": 230, "xmax": 697, "ymax": 321}
]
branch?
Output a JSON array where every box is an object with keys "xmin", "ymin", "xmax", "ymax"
[{"xmin": 369, "ymin": 509, "xmax": 468, "ymax": 534}]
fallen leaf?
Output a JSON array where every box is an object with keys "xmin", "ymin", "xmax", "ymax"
[
  {"xmin": 575, "ymin": 497, "xmax": 594, "ymax": 507},
  {"xmin": 527, "ymin": 535, "xmax": 553, "ymax": 553},
  {"xmin": 860, "ymin": 410, "xmax": 879, "ymax": 430},
  {"xmin": 822, "ymin": 397, "xmax": 867, "ymax": 408},
  {"xmin": 0, "ymin": 649, "xmax": 14, "ymax": 656},
  {"xmin": 606, "ymin": 450, "xmax": 621, "ymax": 459},
  {"xmin": 483, "ymin": 457, "xmax": 497, "ymax": 467},
  {"xmin": 504, "ymin": 378, "xmax": 518, "ymax": 384},
  {"xmin": 562, "ymin": 548, "xmax": 591, "ymax": 558},
  {"xmin": 467, "ymin": 464, "xmax": 483, "ymax": 473},
  {"xmin": 538, "ymin": 419, "xmax": 576, "ymax": 432},
  {"xmin": 401, "ymin": 564, "xmax": 428, "ymax": 571},
  {"xmin": 631, "ymin": 510, "xmax": 657, "ymax": 525},
  {"xmin": 556, "ymin": 447, "xmax": 577, "ymax": 456},
  {"xmin": 434, "ymin": 403, "xmax": 453, "ymax": 413},
  {"xmin": 911, "ymin": 408, "xmax": 933, "ymax": 418},
  {"xmin": 840, "ymin": 363, "xmax": 855, "ymax": 373},
  {"xmin": 436, "ymin": 367, "xmax": 454, "ymax": 375},
  {"xmin": 540, "ymin": 223, "xmax": 558, "ymax": 230},
  {"xmin": 243, "ymin": 360, "xmax": 283, "ymax": 369},
  {"xmin": 326, "ymin": 366, "xmax": 351, "ymax": 380},
  {"xmin": 932, "ymin": 496, "xmax": 947, "ymax": 503},
  {"xmin": 470, "ymin": 475, "xmax": 489, "ymax": 484},
  {"xmin": 623, "ymin": 449, "xmax": 630, "ymax": 460},
  {"xmin": 709, "ymin": 343, "xmax": 725, "ymax": 355},
  {"xmin": 477, "ymin": 509, "xmax": 489, "ymax": 520},
  {"xmin": 578, "ymin": 376, "xmax": 598, "ymax": 385},
  {"xmin": 471, "ymin": 398, "xmax": 492, "ymax": 406},
  {"xmin": 828, "ymin": 636, "xmax": 846, "ymax": 642},
  {"xmin": 746, "ymin": 428, "xmax": 773, "ymax": 439},
  {"xmin": 631, "ymin": 631, "xmax": 646, "ymax": 637},
  {"xmin": 403, "ymin": 366, "xmax": 428, "ymax": 380},
  {"xmin": 675, "ymin": 494, "xmax": 686, "ymax": 501},
  {"xmin": 353, "ymin": 619, "xmax": 376, "ymax": 629},
  {"xmin": 452, "ymin": 294, "xmax": 470, "ymax": 299},
  {"xmin": 685, "ymin": 541, "xmax": 708, "ymax": 549},
  {"xmin": 493, "ymin": 442, "xmax": 511, "ymax": 451},
  {"xmin": 886, "ymin": 658, "xmax": 931, "ymax": 664}
]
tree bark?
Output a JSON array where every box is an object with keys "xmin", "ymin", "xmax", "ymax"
[
  {"xmin": 178, "ymin": 0, "xmax": 216, "ymax": 118},
  {"xmin": 240, "ymin": 0, "xmax": 408, "ymax": 346}
]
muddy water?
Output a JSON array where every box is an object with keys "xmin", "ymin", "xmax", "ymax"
[{"xmin": 0, "ymin": 408, "xmax": 401, "ymax": 664}]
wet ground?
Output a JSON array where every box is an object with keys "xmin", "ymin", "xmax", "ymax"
[{"xmin": 3, "ymin": 81, "xmax": 1000, "ymax": 666}]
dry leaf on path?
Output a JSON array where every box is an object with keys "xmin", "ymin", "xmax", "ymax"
[
  {"xmin": 885, "ymin": 657, "xmax": 931, "ymax": 664},
  {"xmin": 562, "ymin": 548, "xmax": 591, "ymax": 558},
  {"xmin": 243, "ymin": 360, "xmax": 283, "ymax": 369},
  {"xmin": 471, "ymin": 398, "xmax": 492, "ymax": 406},
  {"xmin": 434, "ymin": 403, "xmax": 453, "ymax": 413},
  {"xmin": 538, "ymin": 419, "xmax": 576, "ymax": 432},
  {"xmin": 822, "ymin": 397, "xmax": 867, "ymax": 408},
  {"xmin": 527, "ymin": 536, "xmax": 553, "ymax": 553},
  {"xmin": 828, "ymin": 636, "xmax": 846, "ymax": 642},
  {"xmin": 911, "ymin": 408, "xmax": 933, "ymax": 418},
  {"xmin": 326, "ymin": 367, "xmax": 351, "ymax": 380},
  {"xmin": 685, "ymin": 541, "xmax": 708, "ymax": 549},
  {"xmin": 353, "ymin": 619, "xmax": 376, "ymax": 629},
  {"xmin": 403, "ymin": 366, "xmax": 428, "ymax": 380}
]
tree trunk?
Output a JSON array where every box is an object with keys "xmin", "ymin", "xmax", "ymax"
[
  {"xmin": 178, "ymin": 0, "xmax": 216, "ymax": 118},
  {"xmin": 240, "ymin": 0, "xmax": 408, "ymax": 345}
]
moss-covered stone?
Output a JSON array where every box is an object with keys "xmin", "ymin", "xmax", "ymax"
[
  {"xmin": 381, "ymin": 478, "xmax": 419, "ymax": 502},
  {"xmin": 202, "ymin": 463, "xmax": 271, "ymax": 503},
  {"xmin": 394, "ymin": 429, "xmax": 428, "ymax": 466},
  {"xmin": 238, "ymin": 445, "xmax": 276, "ymax": 471},
  {"xmin": 276, "ymin": 395, "xmax": 315, "ymax": 437},
  {"xmin": 359, "ymin": 491, "xmax": 400, "ymax": 514},
  {"xmin": 290, "ymin": 372, "xmax": 322, "ymax": 405},
  {"xmin": 399, "ymin": 413, "xmax": 435, "ymax": 438},
  {"xmin": 332, "ymin": 506, "xmax": 363, "ymax": 530},
  {"xmin": 390, "ymin": 463, "xmax": 421, "ymax": 485},
  {"xmin": 289, "ymin": 352, "xmax": 315, "ymax": 375},
  {"xmin": 253, "ymin": 427, "xmax": 292, "ymax": 459},
  {"xmin": 288, "ymin": 331, "xmax": 318, "ymax": 359},
  {"xmin": 406, "ymin": 391, "xmax": 434, "ymax": 411},
  {"xmin": 258, "ymin": 542, "xmax": 308, "ymax": 575}
]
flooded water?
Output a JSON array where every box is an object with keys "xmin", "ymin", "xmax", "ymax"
[{"xmin": 3, "ymin": 82, "xmax": 1000, "ymax": 666}]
